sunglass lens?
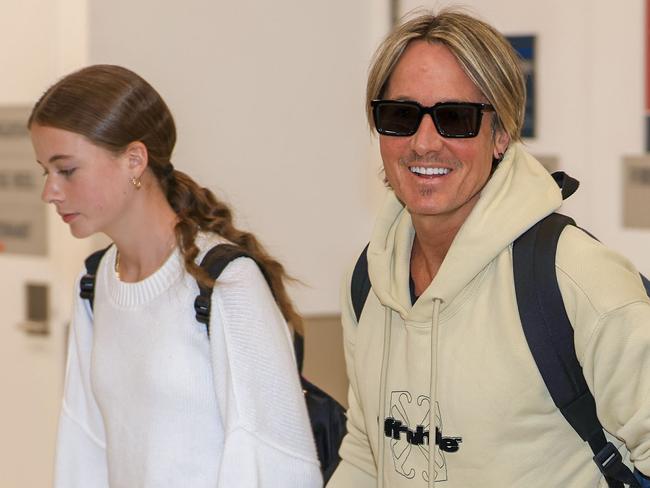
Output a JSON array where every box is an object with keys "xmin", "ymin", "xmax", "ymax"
[
  {"xmin": 375, "ymin": 102, "xmax": 420, "ymax": 135},
  {"xmin": 434, "ymin": 105, "xmax": 479, "ymax": 137}
]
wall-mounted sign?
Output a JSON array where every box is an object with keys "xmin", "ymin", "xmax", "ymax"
[
  {"xmin": 507, "ymin": 35, "xmax": 536, "ymax": 139},
  {"xmin": 0, "ymin": 106, "xmax": 47, "ymax": 256},
  {"xmin": 623, "ymin": 155, "xmax": 650, "ymax": 229}
]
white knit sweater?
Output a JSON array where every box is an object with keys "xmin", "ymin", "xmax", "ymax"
[{"xmin": 54, "ymin": 233, "xmax": 323, "ymax": 487}]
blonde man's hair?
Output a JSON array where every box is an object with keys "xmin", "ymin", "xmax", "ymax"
[{"xmin": 366, "ymin": 9, "xmax": 526, "ymax": 141}]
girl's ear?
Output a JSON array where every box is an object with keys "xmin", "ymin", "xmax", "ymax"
[{"xmin": 126, "ymin": 141, "xmax": 148, "ymax": 175}]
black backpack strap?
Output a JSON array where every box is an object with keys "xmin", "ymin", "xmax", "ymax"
[
  {"xmin": 513, "ymin": 213, "xmax": 639, "ymax": 488},
  {"xmin": 641, "ymin": 275, "xmax": 650, "ymax": 296},
  {"xmin": 79, "ymin": 246, "xmax": 112, "ymax": 311},
  {"xmin": 294, "ymin": 331, "xmax": 305, "ymax": 373},
  {"xmin": 194, "ymin": 243, "xmax": 309, "ymax": 372},
  {"xmin": 551, "ymin": 171, "xmax": 580, "ymax": 200},
  {"xmin": 351, "ymin": 244, "xmax": 371, "ymax": 323},
  {"xmin": 194, "ymin": 244, "xmax": 252, "ymax": 334}
]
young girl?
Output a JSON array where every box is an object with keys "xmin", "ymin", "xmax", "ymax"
[{"xmin": 29, "ymin": 64, "xmax": 322, "ymax": 487}]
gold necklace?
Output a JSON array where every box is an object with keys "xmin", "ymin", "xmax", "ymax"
[
  {"xmin": 115, "ymin": 250, "xmax": 121, "ymax": 279},
  {"xmin": 114, "ymin": 240, "xmax": 176, "ymax": 281}
]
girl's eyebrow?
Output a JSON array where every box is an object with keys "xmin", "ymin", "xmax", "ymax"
[{"xmin": 36, "ymin": 154, "xmax": 73, "ymax": 165}]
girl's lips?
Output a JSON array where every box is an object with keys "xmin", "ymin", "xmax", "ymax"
[{"xmin": 61, "ymin": 213, "xmax": 78, "ymax": 223}]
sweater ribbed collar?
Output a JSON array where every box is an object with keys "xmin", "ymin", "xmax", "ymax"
[{"xmin": 100, "ymin": 244, "xmax": 183, "ymax": 309}]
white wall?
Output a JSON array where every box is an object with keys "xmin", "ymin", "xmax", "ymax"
[
  {"xmin": 0, "ymin": 0, "xmax": 88, "ymax": 485},
  {"xmin": 400, "ymin": 0, "xmax": 650, "ymax": 275},
  {"xmin": 88, "ymin": 0, "xmax": 390, "ymax": 315}
]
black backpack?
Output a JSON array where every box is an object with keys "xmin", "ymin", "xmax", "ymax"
[
  {"xmin": 350, "ymin": 172, "xmax": 650, "ymax": 488},
  {"xmin": 80, "ymin": 243, "xmax": 346, "ymax": 483}
]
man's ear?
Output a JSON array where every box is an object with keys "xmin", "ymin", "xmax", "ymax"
[
  {"xmin": 493, "ymin": 129, "xmax": 510, "ymax": 160},
  {"xmin": 125, "ymin": 141, "xmax": 148, "ymax": 175}
]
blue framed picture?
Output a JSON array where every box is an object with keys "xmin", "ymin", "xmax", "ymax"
[{"xmin": 507, "ymin": 35, "xmax": 536, "ymax": 139}]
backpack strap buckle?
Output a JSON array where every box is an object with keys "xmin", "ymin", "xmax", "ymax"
[
  {"xmin": 593, "ymin": 442, "xmax": 641, "ymax": 488},
  {"xmin": 79, "ymin": 245, "xmax": 112, "ymax": 310},
  {"xmin": 194, "ymin": 295, "xmax": 211, "ymax": 325},
  {"xmin": 79, "ymin": 274, "xmax": 96, "ymax": 300},
  {"xmin": 594, "ymin": 442, "xmax": 622, "ymax": 477}
]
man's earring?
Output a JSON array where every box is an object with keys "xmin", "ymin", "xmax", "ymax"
[
  {"xmin": 492, "ymin": 152, "xmax": 505, "ymax": 168},
  {"xmin": 131, "ymin": 176, "xmax": 142, "ymax": 190}
]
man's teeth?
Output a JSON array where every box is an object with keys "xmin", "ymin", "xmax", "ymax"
[{"xmin": 409, "ymin": 166, "xmax": 451, "ymax": 176}]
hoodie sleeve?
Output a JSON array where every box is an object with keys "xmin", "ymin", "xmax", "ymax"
[
  {"xmin": 326, "ymin": 270, "xmax": 377, "ymax": 487},
  {"xmin": 556, "ymin": 226, "xmax": 650, "ymax": 476},
  {"xmin": 209, "ymin": 257, "xmax": 323, "ymax": 487},
  {"xmin": 53, "ymin": 275, "xmax": 109, "ymax": 488}
]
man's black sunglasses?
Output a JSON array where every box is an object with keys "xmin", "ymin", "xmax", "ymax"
[{"xmin": 371, "ymin": 99, "xmax": 495, "ymax": 138}]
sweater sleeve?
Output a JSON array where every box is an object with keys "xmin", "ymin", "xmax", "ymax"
[
  {"xmin": 326, "ymin": 270, "xmax": 377, "ymax": 487},
  {"xmin": 556, "ymin": 227, "xmax": 650, "ymax": 476},
  {"xmin": 53, "ymin": 274, "xmax": 109, "ymax": 488},
  {"xmin": 209, "ymin": 257, "xmax": 323, "ymax": 487}
]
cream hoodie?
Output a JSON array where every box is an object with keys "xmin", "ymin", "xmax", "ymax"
[{"xmin": 328, "ymin": 143, "xmax": 650, "ymax": 488}]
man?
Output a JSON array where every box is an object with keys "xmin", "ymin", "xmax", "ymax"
[{"xmin": 327, "ymin": 9, "xmax": 650, "ymax": 488}]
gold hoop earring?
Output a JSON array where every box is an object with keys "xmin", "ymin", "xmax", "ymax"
[{"xmin": 131, "ymin": 176, "xmax": 142, "ymax": 190}]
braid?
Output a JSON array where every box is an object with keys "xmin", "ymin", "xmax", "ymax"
[{"xmin": 164, "ymin": 169, "xmax": 304, "ymax": 335}]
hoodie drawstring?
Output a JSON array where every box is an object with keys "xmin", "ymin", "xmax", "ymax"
[
  {"xmin": 429, "ymin": 298, "xmax": 443, "ymax": 488},
  {"xmin": 378, "ymin": 306, "xmax": 392, "ymax": 488},
  {"xmin": 377, "ymin": 300, "xmax": 443, "ymax": 488}
]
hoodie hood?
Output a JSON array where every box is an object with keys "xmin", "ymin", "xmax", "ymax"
[{"xmin": 367, "ymin": 142, "xmax": 563, "ymax": 322}]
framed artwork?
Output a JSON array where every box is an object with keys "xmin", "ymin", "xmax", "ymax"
[
  {"xmin": 507, "ymin": 35, "xmax": 536, "ymax": 139},
  {"xmin": 646, "ymin": 0, "xmax": 650, "ymax": 151}
]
